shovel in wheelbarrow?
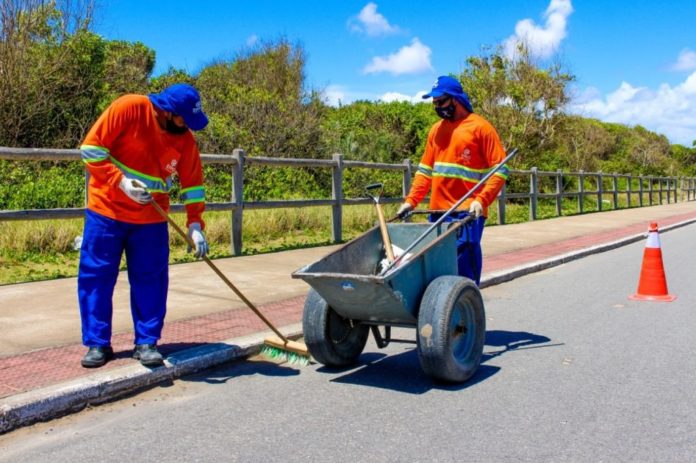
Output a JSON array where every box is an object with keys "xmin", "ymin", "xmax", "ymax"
[{"xmin": 365, "ymin": 182, "xmax": 413, "ymax": 273}]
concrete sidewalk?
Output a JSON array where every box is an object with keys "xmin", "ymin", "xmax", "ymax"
[{"xmin": 2, "ymin": 201, "xmax": 696, "ymax": 433}]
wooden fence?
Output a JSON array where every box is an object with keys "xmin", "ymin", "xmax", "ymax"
[{"xmin": 1, "ymin": 146, "xmax": 695, "ymax": 255}]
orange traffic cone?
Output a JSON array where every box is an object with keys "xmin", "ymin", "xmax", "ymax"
[{"xmin": 629, "ymin": 222, "xmax": 676, "ymax": 302}]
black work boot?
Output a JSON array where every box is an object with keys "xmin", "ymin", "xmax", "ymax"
[
  {"xmin": 81, "ymin": 346, "xmax": 114, "ymax": 368},
  {"xmin": 133, "ymin": 344, "xmax": 164, "ymax": 367}
]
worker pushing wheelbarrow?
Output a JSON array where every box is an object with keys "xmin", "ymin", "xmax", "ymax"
[{"xmin": 293, "ymin": 147, "xmax": 517, "ymax": 383}]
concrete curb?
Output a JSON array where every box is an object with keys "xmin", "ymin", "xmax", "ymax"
[
  {"xmin": 2, "ymin": 217, "xmax": 695, "ymax": 434},
  {"xmin": 0, "ymin": 324, "xmax": 302, "ymax": 434}
]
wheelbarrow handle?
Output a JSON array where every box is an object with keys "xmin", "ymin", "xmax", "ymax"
[{"xmin": 388, "ymin": 207, "xmax": 489, "ymax": 223}]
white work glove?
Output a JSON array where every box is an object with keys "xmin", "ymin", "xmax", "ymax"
[
  {"xmin": 469, "ymin": 200, "xmax": 484, "ymax": 218},
  {"xmin": 187, "ymin": 223, "xmax": 209, "ymax": 258},
  {"xmin": 396, "ymin": 202, "xmax": 414, "ymax": 219},
  {"xmin": 119, "ymin": 177, "xmax": 152, "ymax": 204}
]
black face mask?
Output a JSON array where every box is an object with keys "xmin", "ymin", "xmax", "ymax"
[
  {"xmin": 165, "ymin": 117, "xmax": 188, "ymax": 135},
  {"xmin": 435, "ymin": 101, "xmax": 456, "ymax": 121}
]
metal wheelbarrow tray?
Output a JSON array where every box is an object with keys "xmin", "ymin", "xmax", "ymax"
[{"xmin": 292, "ymin": 220, "xmax": 485, "ymax": 383}]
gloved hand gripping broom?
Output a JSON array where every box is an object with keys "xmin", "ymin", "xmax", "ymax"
[{"xmin": 148, "ymin": 199, "xmax": 310, "ymax": 364}]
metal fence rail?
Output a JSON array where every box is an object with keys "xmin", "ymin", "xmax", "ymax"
[{"xmin": 1, "ymin": 146, "xmax": 695, "ymax": 255}]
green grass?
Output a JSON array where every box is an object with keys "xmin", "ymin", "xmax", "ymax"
[
  {"xmin": 0, "ymin": 205, "xmax": 387, "ymax": 285},
  {"xmin": 0, "ymin": 194, "xmax": 680, "ymax": 285}
]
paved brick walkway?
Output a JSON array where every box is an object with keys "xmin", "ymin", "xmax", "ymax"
[{"xmin": 0, "ymin": 296, "xmax": 305, "ymax": 398}]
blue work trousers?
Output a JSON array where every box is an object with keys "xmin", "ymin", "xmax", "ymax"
[
  {"xmin": 429, "ymin": 212, "xmax": 486, "ymax": 285},
  {"xmin": 78, "ymin": 210, "xmax": 169, "ymax": 347}
]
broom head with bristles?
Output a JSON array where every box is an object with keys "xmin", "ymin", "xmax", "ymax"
[{"xmin": 260, "ymin": 336, "xmax": 311, "ymax": 365}]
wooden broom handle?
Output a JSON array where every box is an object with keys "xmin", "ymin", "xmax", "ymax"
[
  {"xmin": 149, "ymin": 200, "xmax": 289, "ymax": 344},
  {"xmin": 374, "ymin": 202, "xmax": 395, "ymax": 262}
]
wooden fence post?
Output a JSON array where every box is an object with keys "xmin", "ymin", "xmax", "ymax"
[
  {"xmin": 639, "ymin": 176, "xmax": 644, "ymax": 207},
  {"xmin": 649, "ymin": 178, "xmax": 654, "ymax": 205},
  {"xmin": 670, "ymin": 178, "xmax": 676, "ymax": 203},
  {"xmin": 627, "ymin": 174, "xmax": 632, "ymax": 207},
  {"xmin": 612, "ymin": 173, "xmax": 618, "ymax": 209},
  {"xmin": 331, "ymin": 153, "xmax": 344, "ymax": 243},
  {"xmin": 529, "ymin": 167, "xmax": 538, "ymax": 220},
  {"xmin": 402, "ymin": 158, "xmax": 412, "ymax": 197},
  {"xmin": 497, "ymin": 182, "xmax": 506, "ymax": 225},
  {"xmin": 555, "ymin": 169, "xmax": 563, "ymax": 216},
  {"xmin": 597, "ymin": 172, "xmax": 604, "ymax": 212},
  {"xmin": 231, "ymin": 149, "xmax": 245, "ymax": 256},
  {"xmin": 659, "ymin": 178, "xmax": 664, "ymax": 204},
  {"xmin": 578, "ymin": 170, "xmax": 584, "ymax": 214}
]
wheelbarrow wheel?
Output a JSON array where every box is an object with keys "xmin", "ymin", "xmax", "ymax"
[
  {"xmin": 302, "ymin": 288, "xmax": 369, "ymax": 367},
  {"xmin": 417, "ymin": 276, "xmax": 485, "ymax": 383}
]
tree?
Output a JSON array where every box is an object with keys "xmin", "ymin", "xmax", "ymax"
[
  {"xmin": 0, "ymin": 0, "xmax": 156, "ymax": 148},
  {"xmin": 1, "ymin": 0, "xmax": 96, "ymax": 147},
  {"xmin": 194, "ymin": 39, "xmax": 326, "ymax": 159},
  {"xmin": 556, "ymin": 116, "xmax": 615, "ymax": 172},
  {"xmin": 100, "ymin": 40, "xmax": 155, "ymax": 111},
  {"xmin": 458, "ymin": 44, "xmax": 574, "ymax": 168},
  {"xmin": 191, "ymin": 39, "xmax": 329, "ymax": 200}
]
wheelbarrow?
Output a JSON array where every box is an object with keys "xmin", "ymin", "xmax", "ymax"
[
  {"xmin": 293, "ymin": 148, "xmax": 518, "ymax": 382},
  {"xmin": 292, "ymin": 218, "xmax": 483, "ymax": 382}
]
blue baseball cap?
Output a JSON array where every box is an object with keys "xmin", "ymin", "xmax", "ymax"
[
  {"xmin": 148, "ymin": 83, "xmax": 209, "ymax": 131},
  {"xmin": 422, "ymin": 75, "xmax": 473, "ymax": 112}
]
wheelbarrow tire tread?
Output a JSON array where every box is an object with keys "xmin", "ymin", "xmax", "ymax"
[
  {"xmin": 302, "ymin": 288, "xmax": 369, "ymax": 367},
  {"xmin": 417, "ymin": 276, "xmax": 485, "ymax": 383}
]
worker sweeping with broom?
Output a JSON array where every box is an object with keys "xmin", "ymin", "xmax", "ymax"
[
  {"xmin": 397, "ymin": 75, "xmax": 509, "ymax": 285},
  {"xmin": 77, "ymin": 83, "xmax": 210, "ymax": 368},
  {"xmin": 78, "ymin": 83, "xmax": 309, "ymax": 368}
]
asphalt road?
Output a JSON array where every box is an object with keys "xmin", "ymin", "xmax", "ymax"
[{"xmin": 1, "ymin": 223, "xmax": 694, "ymax": 462}]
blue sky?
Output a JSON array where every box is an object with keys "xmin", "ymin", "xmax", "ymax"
[{"xmin": 94, "ymin": 0, "xmax": 696, "ymax": 146}]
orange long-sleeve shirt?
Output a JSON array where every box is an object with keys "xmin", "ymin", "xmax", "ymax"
[
  {"xmin": 80, "ymin": 95, "xmax": 206, "ymax": 228},
  {"xmin": 405, "ymin": 113, "xmax": 508, "ymax": 217}
]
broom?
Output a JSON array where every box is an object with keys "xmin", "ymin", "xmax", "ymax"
[{"xmin": 148, "ymin": 199, "xmax": 310, "ymax": 365}]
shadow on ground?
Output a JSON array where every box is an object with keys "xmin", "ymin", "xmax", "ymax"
[
  {"xmin": 317, "ymin": 329, "xmax": 555, "ymax": 394},
  {"xmin": 482, "ymin": 330, "xmax": 558, "ymax": 362}
]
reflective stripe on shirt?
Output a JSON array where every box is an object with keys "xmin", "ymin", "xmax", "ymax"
[
  {"xmin": 109, "ymin": 157, "xmax": 172, "ymax": 193},
  {"xmin": 181, "ymin": 186, "xmax": 205, "ymax": 204},
  {"xmin": 80, "ymin": 145, "xmax": 110, "ymax": 163},
  {"xmin": 81, "ymin": 144, "xmax": 171, "ymax": 192},
  {"xmin": 416, "ymin": 163, "xmax": 433, "ymax": 177},
  {"xmin": 429, "ymin": 162, "xmax": 510, "ymax": 183}
]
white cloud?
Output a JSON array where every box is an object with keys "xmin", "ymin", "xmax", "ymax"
[
  {"xmin": 671, "ymin": 48, "xmax": 696, "ymax": 71},
  {"xmin": 363, "ymin": 38, "xmax": 433, "ymax": 75},
  {"xmin": 504, "ymin": 0, "xmax": 573, "ymax": 60},
  {"xmin": 379, "ymin": 91, "xmax": 424, "ymax": 103},
  {"xmin": 324, "ymin": 85, "xmax": 347, "ymax": 106},
  {"xmin": 349, "ymin": 2, "xmax": 399, "ymax": 37},
  {"xmin": 570, "ymin": 72, "xmax": 696, "ymax": 146}
]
